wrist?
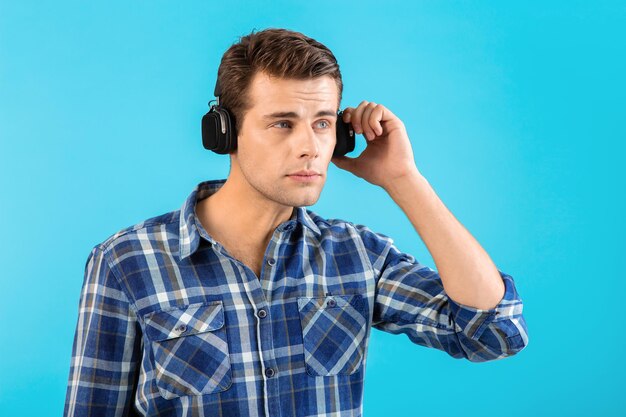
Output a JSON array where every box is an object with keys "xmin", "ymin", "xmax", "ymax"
[{"xmin": 382, "ymin": 169, "xmax": 427, "ymax": 196}]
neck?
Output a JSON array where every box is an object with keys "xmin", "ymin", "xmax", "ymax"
[{"xmin": 196, "ymin": 168, "xmax": 295, "ymax": 248}]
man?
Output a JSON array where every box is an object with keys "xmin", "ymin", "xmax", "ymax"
[{"xmin": 64, "ymin": 28, "xmax": 528, "ymax": 417}]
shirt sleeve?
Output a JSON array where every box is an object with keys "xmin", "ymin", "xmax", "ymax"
[
  {"xmin": 357, "ymin": 224, "xmax": 529, "ymax": 363},
  {"xmin": 64, "ymin": 245, "xmax": 141, "ymax": 417}
]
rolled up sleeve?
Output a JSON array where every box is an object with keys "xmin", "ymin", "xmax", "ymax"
[
  {"xmin": 444, "ymin": 269, "xmax": 529, "ymax": 361},
  {"xmin": 357, "ymin": 224, "xmax": 529, "ymax": 362}
]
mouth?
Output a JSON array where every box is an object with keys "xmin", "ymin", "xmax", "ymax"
[
  {"xmin": 287, "ymin": 173, "xmax": 321, "ymax": 182},
  {"xmin": 288, "ymin": 170, "xmax": 321, "ymax": 176}
]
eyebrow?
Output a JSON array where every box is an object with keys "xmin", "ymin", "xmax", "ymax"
[{"xmin": 262, "ymin": 110, "xmax": 337, "ymax": 120}]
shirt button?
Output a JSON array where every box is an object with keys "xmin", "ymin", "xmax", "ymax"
[
  {"xmin": 327, "ymin": 298, "xmax": 336, "ymax": 307},
  {"xmin": 265, "ymin": 368, "xmax": 275, "ymax": 378},
  {"xmin": 284, "ymin": 224, "xmax": 294, "ymax": 231},
  {"xmin": 175, "ymin": 324, "xmax": 187, "ymax": 333},
  {"xmin": 257, "ymin": 309, "xmax": 267, "ymax": 318},
  {"xmin": 267, "ymin": 258, "xmax": 276, "ymax": 266}
]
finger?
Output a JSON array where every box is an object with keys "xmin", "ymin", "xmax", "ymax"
[
  {"xmin": 369, "ymin": 104, "xmax": 385, "ymax": 136},
  {"xmin": 361, "ymin": 102, "xmax": 377, "ymax": 140},
  {"xmin": 342, "ymin": 107, "xmax": 356, "ymax": 123},
  {"xmin": 351, "ymin": 100, "xmax": 369, "ymax": 135}
]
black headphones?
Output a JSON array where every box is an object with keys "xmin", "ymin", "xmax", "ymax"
[{"xmin": 202, "ymin": 77, "xmax": 355, "ymax": 157}]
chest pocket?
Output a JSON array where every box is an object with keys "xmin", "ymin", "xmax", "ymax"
[
  {"xmin": 297, "ymin": 294, "xmax": 368, "ymax": 376},
  {"xmin": 143, "ymin": 301, "xmax": 232, "ymax": 399}
]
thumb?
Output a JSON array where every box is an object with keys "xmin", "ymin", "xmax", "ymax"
[{"xmin": 331, "ymin": 155, "xmax": 358, "ymax": 174}]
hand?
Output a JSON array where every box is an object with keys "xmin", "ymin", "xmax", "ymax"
[{"xmin": 331, "ymin": 100, "xmax": 420, "ymax": 189}]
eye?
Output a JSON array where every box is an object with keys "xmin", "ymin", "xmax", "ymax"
[
  {"xmin": 316, "ymin": 120, "xmax": 331, "ymax": 129},
  {"xmin": 273, "ymin": 121, "xmax": 291, "ymax": 129}
]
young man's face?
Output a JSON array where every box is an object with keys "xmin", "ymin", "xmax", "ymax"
[{"xmin": 231, "ymin": 71, "xmax": 339, "ymax": 209}]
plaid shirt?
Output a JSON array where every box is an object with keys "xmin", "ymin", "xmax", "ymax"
[{"xmin": 64, "ymin": 178, "xmax": 528, "ymax": 417}]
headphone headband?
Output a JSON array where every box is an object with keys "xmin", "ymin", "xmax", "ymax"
[{"xmin": 214, "ymin": 77, "xmax": 222, "ymax": 98}]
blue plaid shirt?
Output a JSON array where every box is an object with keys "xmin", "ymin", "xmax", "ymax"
[{"xmin": 64, "ymin": 178, "xmax": 528, "ymax": 417}]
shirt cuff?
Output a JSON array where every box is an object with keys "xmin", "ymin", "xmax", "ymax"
[{"xmin": 447, "ymin": 270, "xmax": 524, "ymax": 341}]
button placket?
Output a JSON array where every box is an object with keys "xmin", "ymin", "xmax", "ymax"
[{"xmin": 252, "ymin": 229, "xmax": 281, "ymax": 389}]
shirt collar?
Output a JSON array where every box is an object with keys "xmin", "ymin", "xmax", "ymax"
[{"xmin": 179, "ymin": 179, "xmax": 322, "ymax": 260}]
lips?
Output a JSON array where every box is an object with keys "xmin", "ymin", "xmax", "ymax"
[{"xmin": 288, "ymin": 170, "xmax": 320, "ymax": 176}]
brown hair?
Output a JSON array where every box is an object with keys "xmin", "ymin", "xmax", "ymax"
[{"xmin": 215, "ymin": 27, "xmax": 343, "ymax": 135}]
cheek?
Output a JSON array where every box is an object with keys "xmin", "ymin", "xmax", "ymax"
[
  {"xmin": 241, "ymin": 144, "xmax": 282, "ymax": 173},
  {"xmin": 238, "ymin": 135, "xmax": 265, "ymax": 160},
  {"xmin": 322, "ymin": 137, "xmax": 337, "ymax": 158}
]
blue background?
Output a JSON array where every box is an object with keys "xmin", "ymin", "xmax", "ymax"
[{"xmin": 1, "ymin": 1, "xmax": 624, "ymax": 416}]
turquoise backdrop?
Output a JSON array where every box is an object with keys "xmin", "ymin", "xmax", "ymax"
[{"xmin": 1, "ymin": 1, "xmax": 624, "ymax": 416}]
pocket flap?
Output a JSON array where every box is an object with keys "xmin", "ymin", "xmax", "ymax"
[
  {"xmin": 144, "ymin": 301, "xmax": 224, "ymax": 342},
  {"xmin": 297, "ymin": 293, "xmax": 365, "ymax": 312}
]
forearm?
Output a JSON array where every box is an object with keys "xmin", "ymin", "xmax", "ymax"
[{"xmin": 383, "ymin": 170, "xmax": 505, "ymax": 310}]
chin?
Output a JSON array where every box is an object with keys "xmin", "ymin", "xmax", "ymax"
[{"xmin": 283, "ymin": 190, "xmax": 322, "ymax": 208}]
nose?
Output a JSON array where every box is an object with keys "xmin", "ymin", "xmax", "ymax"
[{"xmin": 296, "ymin": 124, "xmax": 320, "ymax": 158}]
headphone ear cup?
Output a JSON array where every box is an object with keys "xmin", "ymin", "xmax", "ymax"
[
  {"xmin": 201, "ymin": 106, "xmax": 237, "ymax": 154},
  {"xmin": 334, "ymin": 111, "xmax": 355, "ymax": 157},
  {"xmin": 217, "ymin": 106, "xmax": 237, "ymax": 153}
]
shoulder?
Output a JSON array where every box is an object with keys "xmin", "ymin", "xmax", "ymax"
[
  {"xmin": 93, "ymin": 209, "xmax": 180, "ymax": 255},
  {"xmin": 305, "ymin": 208, "xmax": 395, "ymax": 253}
]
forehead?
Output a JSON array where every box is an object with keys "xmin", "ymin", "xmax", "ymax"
[{"xmin": 247, "ymin": 71, "xmax": 339, "ymax": 111}]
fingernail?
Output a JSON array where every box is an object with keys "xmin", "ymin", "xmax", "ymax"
[{"xmin": 345, "ymin": 113, "xmax": 351, "ymax": 122}]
